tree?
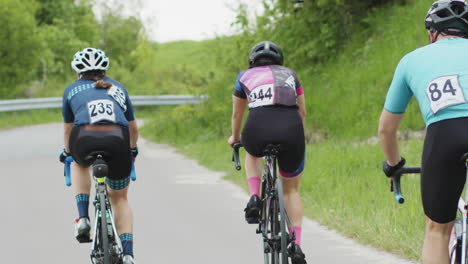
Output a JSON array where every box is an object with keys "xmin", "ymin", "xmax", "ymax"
[{"xmin": 0, "ymin": 0, "xmax": 43, "ymax": 98}]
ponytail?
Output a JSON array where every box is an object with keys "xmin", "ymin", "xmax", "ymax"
[
  {"xmin": 94, "ymin": 79, "xmax": 113, "ymax": 89},
  {"xmin": 81, "ymin": 70, "xmax": 113, "ymax": 89}
]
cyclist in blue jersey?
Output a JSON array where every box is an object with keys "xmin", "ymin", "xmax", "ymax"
[
  {"xmin": 228, "ymin": 41, "xmax": 307, "ymax": 264},
  {"xmin": 59, "ymin": 48, "xmax": 138, "ymax": 264},
  {"xmin": 379, "ymin": 1, "xmax": 468, "ymax": 263}
]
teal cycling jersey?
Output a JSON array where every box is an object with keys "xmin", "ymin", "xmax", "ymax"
[{"xmin": 384, "ymin": 38, "xmax": 468, "ymax": 126}]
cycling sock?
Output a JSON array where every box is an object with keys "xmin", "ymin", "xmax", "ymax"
[
  {"xmin": 75, "ymin": 194, "xmax": 90, "ymax": 219},
  {"xmin": 247, "ymin": 176, "xmax": 261, "ymax": 197},
  {"xmin": 293, "ymin": 226, "xmax": 302, "ymax": 246},
  {"xmin": 120, "ymin": 233, "xmax": 134, "ymax": 257}
]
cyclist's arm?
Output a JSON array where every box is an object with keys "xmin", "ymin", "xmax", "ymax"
[
  {"xmin": 378, "ymin": 109, "xmax": 404, "ymax": 165},
  {"xmin": 63, "ymin": 122, "xmax": 73, "ymax": 152},
  {"xmin": 231, "ymin": 95, "xmax": 247, "ymax": 141},
  {"xmin": 128, "ymin": 120, "xmax": 139, "ymax": 149},
  {"xmin": 297, "ymin": 94, "xmax": 306, "ymax": 121}
]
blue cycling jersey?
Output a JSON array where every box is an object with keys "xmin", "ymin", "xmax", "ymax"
[
  {"xmin": 384, "ymin": 38, "xmax": 468, "ymax": 126},
  {"xmin": 62, "ymin": 77, "xmax": 135, "ymax": 127}
]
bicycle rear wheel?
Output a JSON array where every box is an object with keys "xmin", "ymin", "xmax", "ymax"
[
  {"xmin": 270, "ymin": 196, "xmax": 281, "ymax": 264},
  {"xmin": 263, "ymin": 195, "xmax": 281, "ymax": 264},
  {"xmin": 99, "ymin": 192, "xmax": 111, "ymax": 264},
  {"xmin": 261, "ymin": 180, "xmax": 271, "ymax": 264},
  {"xmin": 276, "ymin": 177, "xmax": 289, "ymax": 264}
]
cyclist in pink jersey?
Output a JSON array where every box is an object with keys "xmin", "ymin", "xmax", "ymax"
[{"xmin": 228, "ymin": 41, "xmax": 307, "ymax": 264}]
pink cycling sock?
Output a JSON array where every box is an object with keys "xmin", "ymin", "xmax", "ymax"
[
  {"xmin": 293, "ymin": 226, "xmax": 302, "ymax": 246},
  {"xmin": 247, "ymin": 176, "xmax": 261, "ymax": 197}
]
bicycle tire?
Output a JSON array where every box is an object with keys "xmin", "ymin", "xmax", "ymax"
[
  {"xmin": 450, "ymin": 214, "xmax": 464, "ymax": 264},
  {"xmin": 276, "ymin": 177, "xmax": 289, "ymax": 264},
  {"xmin": 99, "ymin": 192, "xmax": 111, "ymax": 264},
  {"xmin": 271, "ymin": 196, "xmax": 280, "ymax": 264},
  {"xmin": 263, "ymin": 196, "xmax": 273, "ymax": 264},
  {"xmin": 261, "ymin": 180, "xmax": 271, "ymax": 264}
]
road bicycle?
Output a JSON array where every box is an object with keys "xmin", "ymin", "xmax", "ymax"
[
  {"xmin": 232, "ymin": 142, "xmax": 296, "ymax": 264},
  {"xmin": 64, "ymin": 152, "xmax": 136, "ymax": 264},
  {"xmin": 390, "ymin": 154, "xmax": 468, "ymax": 264}
]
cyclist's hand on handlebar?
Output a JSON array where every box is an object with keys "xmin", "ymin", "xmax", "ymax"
[
  {"xmin": 59, "ymin": 149, "xmax": 70, "ymax": 163},
  {"xmin": 131, "ymin": 146, "xmax": 139, "ymax": 159},
  {"xmin": 382, "ymin": 157, "xmax": 406, "ymax": 177},
  {"xmin": 228, "ymin": 135, "xmax": 239, "ymax": 147}
]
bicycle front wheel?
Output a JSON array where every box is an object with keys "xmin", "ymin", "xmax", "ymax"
[
  {"xmin": 276, "ymin": 178, "xmax": 289, "ymax": 264},
  {"xmin": 99, "ymin": 192, "xmax": 111, "ymax": 264}
]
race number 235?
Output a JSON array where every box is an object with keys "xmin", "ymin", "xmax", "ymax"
[
  {"xmin": 87, "ymin": 99, "xmax": 116, "ymax": 124},
  {"xmin": 426, "ymin": 75, "xmax": 466, "ymax": 114}
]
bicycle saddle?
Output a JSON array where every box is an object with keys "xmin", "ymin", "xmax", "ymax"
[
  {"xmin": 84, "ymin": 151, "xmax": 111, "ymax": 164},
  {"xmin": 263, "ymin": 144, "xmax": 281, "ymax": 156}
]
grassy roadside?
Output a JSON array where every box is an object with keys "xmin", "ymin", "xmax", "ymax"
[
  {"xmin": 141, "ymin": 121, "xmax": 424, "ymax": 260},
  {"xmin": 0, "ymin": 106, "xmax": 167, "ymax": 130},
  {"xmin": 0, "ymin": 109, "xmax": 62, "ymax": 130}
]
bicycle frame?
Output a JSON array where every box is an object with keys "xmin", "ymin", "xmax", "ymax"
[
  {"xmin": 232, "ymin": 143, "xmax": 295, "ymax": 264},
  {"xmin": 64, "ymin": 155, "xmax": 135, "ymax": 264},
  {"xmin": 451, "ymin": 160, "xmax": 468, "ymax": 264},
  {"xmin": 90, "ymin": 175, "xmax": 123, "ymax": 263},
  {"xmin": 260, "ymin": 154, "xmax": 295, "ymax": 242},
  {"xmin": 391, "ymin": 164, "xmax": 468, "ymax": 264},
  {"xmin": 259, "ymin": 154, "xmax": 278, "ymax": 246}
]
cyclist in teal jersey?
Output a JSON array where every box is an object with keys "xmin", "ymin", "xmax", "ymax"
[
  {"xmin": 379, "ymin": 1, "xmax": 468, "ymax": 263},
  {"xmin": 59, "ymin": 48, "xmax": 138, "ymax": 264}
]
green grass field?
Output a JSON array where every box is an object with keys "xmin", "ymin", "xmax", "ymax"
[
  {"xmin": 0, "ymin": 109, "xmax": 61, "ymax": 130},
  {"xmin": 141, "ymin": 118, "xmax": 425, "ymax": 260}
]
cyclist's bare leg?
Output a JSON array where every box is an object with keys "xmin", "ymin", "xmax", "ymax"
[
  {"xmin": 421, "ymin": 216, "xmax": 453, "ymax": 264},
  {"xmin": 245, "ymin": 153, "xmax": 262, "ymax": 178},
  {"xmin": 245, "ymin": 153, "xmax": 263, "ymax": 195},
  {"xmin": 71, "ymin": 163, "xmax": 91, "ymax": 196},
  {"xmin": 281, "ymin": 174, "xmax": 303, "ymax": 227},
  {"xmin": 108, "ymin": 186, "xmax": 133, "ymax": 235}
]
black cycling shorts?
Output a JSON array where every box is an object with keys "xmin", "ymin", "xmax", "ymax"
[
  {"xmin": 422, "ymin": 117, "xmax": 468, "ymax": 223},
  {"xmin": 241, "ymin": 106, "xmax": 305, "ymax": 177},
  {"xmin": 69, "ymin": 125, "xmax": 132, "ymax": 182}
]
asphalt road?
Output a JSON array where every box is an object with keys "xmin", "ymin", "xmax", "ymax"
[{"xmin": 0, "ymin": 123, "xmax": 417, "ymax": 263}]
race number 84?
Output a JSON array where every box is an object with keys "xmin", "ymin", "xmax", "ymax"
[{"xmin": 426, "ymin": 75, "xmax": 466, "ymax": 114}]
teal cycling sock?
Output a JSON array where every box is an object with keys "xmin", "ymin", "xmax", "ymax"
[
  {"xmin": 75, "ymin": 194, "xmax": 89, "ymax": 219},
  {"xmin": 120, "ymin": 233, "xmax": 134, "ymax": 257}
]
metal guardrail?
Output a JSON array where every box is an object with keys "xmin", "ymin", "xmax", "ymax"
[{"xmin": 0, "ymin": 95, "xmax": 207, "ymax": 112}]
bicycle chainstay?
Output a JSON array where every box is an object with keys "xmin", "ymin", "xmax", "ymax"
[
  {"xmin": 258, "ymin": 155, "xmax": 285, "ymax": 253},
  {"xmin": 90, "ymin": 181, "xmax": 123, "ymax": 263}
]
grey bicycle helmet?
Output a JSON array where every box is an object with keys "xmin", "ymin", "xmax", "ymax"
[
  {"xmin": 425, "ymin": 0, "xmax": 468, "ymax": 36},
  {"xmin": 71, "ymin": 47, "xmax": 110, "ymax": 74},
  {"xmin": 248, "ymin": 41, "xmax": 284, "ymax": 66}
]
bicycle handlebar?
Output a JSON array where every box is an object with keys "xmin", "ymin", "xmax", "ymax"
[
  {"xmin": 64, "ymin": 156, "xmax": 137, "ymax": 186},
  {"xmin": 391, "ymin": 167, "xmax": 421, "ymax": 204},
  {"xmin": 232, "ymin": 142, "xmax": 243, "ymax": 171},
  {"xmin": 64, "ymin": 156, "xmax": 73, "ymax": 186}
]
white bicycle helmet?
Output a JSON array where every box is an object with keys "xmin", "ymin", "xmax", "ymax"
[{"xmin": 71, "ymin": 47, "xmax": 110, "ymax": 74}]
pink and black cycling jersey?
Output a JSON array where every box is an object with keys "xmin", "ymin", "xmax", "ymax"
[{"xmin": 233, "ymin": 65, "xmax": 304, "ymax": 108}]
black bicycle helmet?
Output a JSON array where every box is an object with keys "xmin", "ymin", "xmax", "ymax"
[
  {"xmin": 425, "ymin": 0, "xmax": 468, "ymax": 37},
  {"xmin": 248, "ymin": 41, "xmax": 284, "ymax": 66}
]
